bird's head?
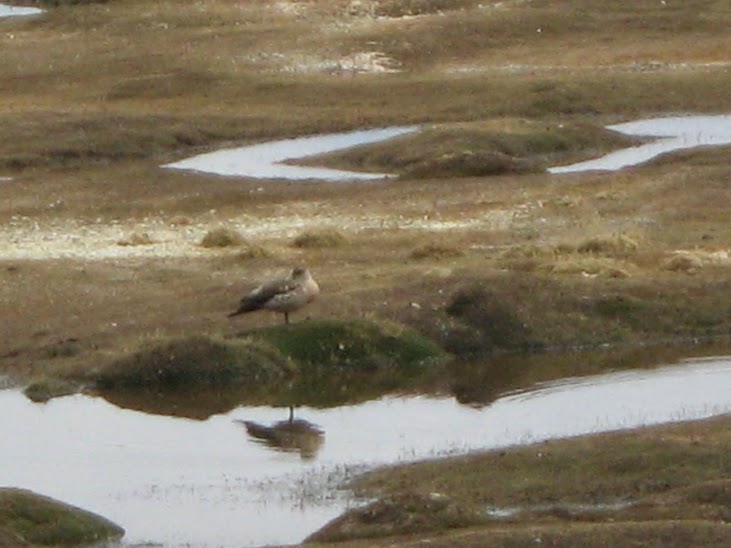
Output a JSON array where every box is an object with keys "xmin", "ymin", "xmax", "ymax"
[{"xmin": 292, "ymin": 267, "xmax": 309, "ymax": 279}]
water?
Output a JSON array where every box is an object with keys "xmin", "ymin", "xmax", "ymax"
[
  {"xmin": 2, "ymin": 354, "xmax": 731, "ymax": 547},
  {"xmin": 0, "ymin": 3, "xmax": 42, "ymax": 17},
  {"xmin": 164, "ymin": 114, "xmax": 730, "ymax": 181},
  {"xmin": 549, "ymin": 114, "xmax": 731, "ymax": 173},
  {"xmin": 164, "ymin": 126, "xmax": 419, "ymax": 181}
]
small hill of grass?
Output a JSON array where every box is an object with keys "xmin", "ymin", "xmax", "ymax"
[
  {"xmin": 94, "ymin": 335, "xmax": 292, "ymax": 390},
  {"xmin": 92, "ymin": 320, "xmax": 449, "ymax": 395},
  {"xmin": 252, "ymin": 318, "xmax": 448, "ymax": 372},
  {"xmin": 0, "ymin": 488, "xmax": 124, "ymax": 546}
]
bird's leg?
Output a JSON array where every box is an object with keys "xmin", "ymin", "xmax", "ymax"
[
  {"xmin": 284, "ymin": 311, "xmax": 289, "ymax": 324},
  {"xmin": 288, "ymin": 406, "xmax": 294, "ymax": 423}
]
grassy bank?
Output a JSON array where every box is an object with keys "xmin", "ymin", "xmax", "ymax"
[
  {"xmin": 304, "ymin": 414, "xmax": 731, "ymax": 546},
  {"xmin": 0, "ymin": 488, "xmax": 124, "ymax": 546}
]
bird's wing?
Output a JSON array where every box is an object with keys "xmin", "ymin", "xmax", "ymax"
[{"xmin": 233, "ymin": 275, "xmax": 298, "ymax": 313}]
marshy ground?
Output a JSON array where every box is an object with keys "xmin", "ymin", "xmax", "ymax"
[{"xmin": 1, "ymin": 0, "xmax": 730, "ymax": 545}]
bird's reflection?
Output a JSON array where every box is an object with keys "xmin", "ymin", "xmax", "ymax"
[{"xmin": 237, "ymin": 407, "xmax": 325, "ymax": 460}]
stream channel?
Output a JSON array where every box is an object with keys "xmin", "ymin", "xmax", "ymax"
[
  {"xmin": 2, "ymin": 349, "xmax": 731, "ymax": 547},
  {"xmin": 164, "ymin": 114, "xmax": 731, "ymax": 180}
]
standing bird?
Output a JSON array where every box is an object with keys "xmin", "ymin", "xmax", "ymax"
[{"xmin": 228, "ymin": 267, "xmax": 319, "ymax": 324}]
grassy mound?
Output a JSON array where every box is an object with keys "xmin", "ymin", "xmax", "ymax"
[
  {"xmin": 0, "ymin": 488, "xmax": 124, "ymax": 546},
  {"xmin": 443, "ymin": 285, "xmax": 538, "ymax": 355},
  {"xmin": 94, "ymin": 335, "xmax": 292, "ymax": 390},
  {"xmin": 251, "ymin": 319, "xmax": 448, "ymax": 373},
  {"xmin": 299, "ymin": 120, "xmax": 633, "ymax": 179},
  {"xmin": 91, "ymin": 322, "xmax": 448, "ymax": 411}
]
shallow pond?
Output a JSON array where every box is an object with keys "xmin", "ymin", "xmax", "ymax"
[
  {"xmin": 549, "ymin": 114, "xmax": 731, "ymax": 173},
  {"xmin": 164, "ymin": 126, "xmax": 418, "ymax": 181},
  {"xmin": 0, "ymin": 3, "xmax": 42, "ymax": 17},
  {"xmin": 2, "ymin": 353, "xmax": 731, "ymax": 547}
]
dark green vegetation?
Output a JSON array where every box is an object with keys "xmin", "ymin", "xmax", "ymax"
[
  {"xmin": 251, "ymin": 319, "xmax": 446, "ymax": 371},
  {"xmin": 0, "ymin": 489, "xmax": 123, "ymax": 546}
]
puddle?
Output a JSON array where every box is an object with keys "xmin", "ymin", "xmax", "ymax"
[
  {"xmin": 549, "ymin": 114, "xmax": 731, "ymax": 173},
  {"xmin": 0, "ymin": 3, "xmax": 42, "ymax": 17},
  {"xmin": 164, "ymin": 126, "xmax": 418, "ymax": 181},
  {"xmin": 2, "ymin": 355, "xmax": 731, "ymax": 547}
]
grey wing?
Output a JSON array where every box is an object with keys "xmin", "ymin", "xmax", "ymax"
[{"xmin": 237, "ymin": 277, "xmax": 296, "ymax": 312}]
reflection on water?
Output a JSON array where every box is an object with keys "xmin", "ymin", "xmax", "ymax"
[
  {"xmin": 2, "ymin": 353, "xmax": 731, "ymax": 547},
  {"xmin": 164, "ymin": 126, "xmax": 418, "ymax": 181},
  {"xmin": 0, "ymin": 3, "xmax": 42, "ymax": 17},
  {"xmin": 237, "ymin": 416, "xmax": 325, "ymax": 460},
  {"xmin": 549, "ymin": 114, "xmax": 731, "ymax": 173}
]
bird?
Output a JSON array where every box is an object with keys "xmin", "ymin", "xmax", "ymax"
[{"xmin": 228, "ymin": 267, "xmax": 319, "ymax": 324}]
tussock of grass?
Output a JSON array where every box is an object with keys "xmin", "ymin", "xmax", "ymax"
[
  {"xmin": 117, "ymin": 232, "xmax": 155, "ymax": 246},
  {"xmin": 236, "ymin": 244, "xmax": 270, "ymax": 260},
  {"xmin": 0, "ymin": 488, "xmax": 124, "ymax": 546},
  {"xmin": 409, "ymin": 243, "xmax": 464, "ymax": 260},
  {"xmin": 200, "ymin": 227, "xmax": 246, "ymax": 248},
  {"xmin": 577, "ymin": 234, "xmax": 639, "ymax": 255},
  {"xmin": 292, "ymin": 228, "xmax": 348, "ymax": 249},
  {"xmin": 500, "ymin": 244, "xmax": 561, "ymax": 260},
  {"xmin": 662, "ymin": 253, "xmax": 704, "ymax": 273}
]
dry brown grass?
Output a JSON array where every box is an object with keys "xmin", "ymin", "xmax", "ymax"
[
  {"xmin": 292, "ymin": 228, "xmax": 349, "ymax": 249},
  {"xmin": 199, "ymin": 226, "xmax": 246, "ymax": 248},
  {"xmin": 0, "ymin": 0, "xmax": 730, "ymax": 374}
]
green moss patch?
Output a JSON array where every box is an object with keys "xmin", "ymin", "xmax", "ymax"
[
  {"xmin": 0, "ymin": 488, "xmax": 124, "ymax": 546},
  {"xmin": 250, "ymin": 319, "xmax": 448, "ymax": 373}
]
